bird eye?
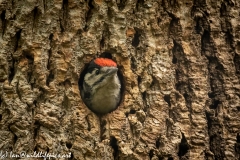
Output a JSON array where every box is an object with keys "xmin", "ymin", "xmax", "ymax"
[{"xmin": 95, "ymin": 69, "xmax": 99, "ymax": 75}]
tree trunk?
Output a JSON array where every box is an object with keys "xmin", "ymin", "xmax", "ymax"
[{"xmin": 0, "ymin": 0, "xmax": 240, "ymax": 159}]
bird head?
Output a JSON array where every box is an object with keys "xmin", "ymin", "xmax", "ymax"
[{"xmin": 83, "ymin": 58, "xmax": 119, "ymax": 90}]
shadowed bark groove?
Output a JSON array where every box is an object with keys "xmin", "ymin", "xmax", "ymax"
[
  {"xmin": 46, "ymin": 33, "xmax": 54, "ymax": 86},
  {"xmin": 60, "ymin": 0, "xmax": 69, "ymax": 32},
  {"xmin": 1, "ymin": 10, "xmax": 6, "ymax": 37},
  {"xmin": 84, "ymin": 0, "xmax": 94, "ymax": 31},
  {"xmin": 110, "ymin": 136, "xmax": 119, "ymax": 159},
  {"xmin": 116, "ymin": 0, "xmax": 127, "ymax": 11},
  {"xmin": 234, "ymin": 53, "xmax": 240, "ymax": 79},
  {"xmin": 202, "ymin": 30, "xmax": 226, "ymax": 159},
  {"xmin": 32, "ymin": 7, "xmax": 41, "ymax": 31}
]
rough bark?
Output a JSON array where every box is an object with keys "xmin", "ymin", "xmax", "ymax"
[{"xmin": 0, "ymin": 0, "xmax": 240, "ymax": 159}]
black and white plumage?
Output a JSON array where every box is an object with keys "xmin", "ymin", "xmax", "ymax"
[{"xmin": 81, "ymin": 58, "xmax": 121, "ymax": 114}]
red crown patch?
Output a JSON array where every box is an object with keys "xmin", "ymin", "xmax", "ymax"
[{"xmin": 94, "ymin": 58, "xmax": 117, "ymax": 67}]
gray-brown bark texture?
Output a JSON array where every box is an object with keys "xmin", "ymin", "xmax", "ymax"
[{"xmin": 0, "ymin": 0, "xmax": 240, "ymax": 159}]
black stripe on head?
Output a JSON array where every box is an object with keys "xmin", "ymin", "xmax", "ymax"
[
  {"xmin": 83, "ymin": 81, "xmax": 92, "ymax": 98},
  {"xmin": 92, "ymin": 76, "xmax": 105, "ymax": 87},
  {"xmin": 87, "ymin": 60, "xmax": 101, "ymax": 73}
]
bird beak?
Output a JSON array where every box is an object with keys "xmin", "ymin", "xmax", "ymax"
[{"xmin": 106, "ymin": 67, "xmax": 118, "ymax": 75}]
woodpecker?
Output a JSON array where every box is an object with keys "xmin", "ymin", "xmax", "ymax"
[{"xmin": 81, "ymin": 58, "xmax": 121, "ymax": 114}]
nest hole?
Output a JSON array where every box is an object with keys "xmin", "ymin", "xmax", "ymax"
[{"xmin": 78, "ymin": 53, "xmax": 125, "ymax": 114}]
